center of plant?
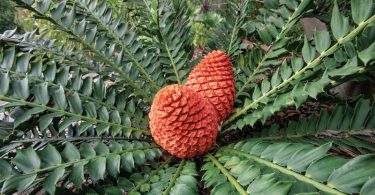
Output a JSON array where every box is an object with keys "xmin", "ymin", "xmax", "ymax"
[{"xmin": 149, "ymin": 51, "xmax": 236, "ymax": 158}]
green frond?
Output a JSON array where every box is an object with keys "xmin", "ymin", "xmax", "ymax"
[
  {"xmin": 208, "ymin": 0, "xmax": 250, "ymax": 57},
  {"xmin": 128, "ymin": 156, "xmax": 173, "ymax": 194},
  {"xmin": 12, "ymin": 0, "xmax": 161, "ymax": 102},
  {"xmin": 267, "ymin": 98, "xmax": 375, "ymax": 135},
  {"xmin": 72, "ymin": 0, "xmax": 160, "ymax": 91},
  {"xmin": 80, "ymin": 159, "xmax": 193, "ymax": 194},
  {"xmin": 252, "ymin": 98, "xmax": 375, "ymax": 154},
  {"xmin": 0, "ymin": 140, "xmax": 162, "ymax": 194},
  {"xmin": 0, "ymin": 31, "xmax": 92, "ymax": 71},
  {"xmin": 236, "ymin": 0, "xmax": 312, "ymax": 98},
  {"xmin": 203, "ymin": 153, "xmax": 248, "ymax": 195},
  {"xmin": 140, "ymin": 0, "xmax": 194, "ymax": 84},
  {"xmin": 124, "ymin": 160, "xmax": 198, "ymax": 194},
  {"xmin": 0, "ymin": 32, "xmax": 149, "ymax": 126},
  {"xmin": 223, "ymin": 8, "xmax": 375, "ymax": 133},
  {"xmin": 0, "ymin": 47, "xmax": 149, "ymax": 142},
  {"xmin": 202, "ymin": 139, "xmax": 375, "ymax": 195}
]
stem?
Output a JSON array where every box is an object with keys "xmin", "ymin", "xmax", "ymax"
[
  {"xmin": 129, "ymin": 156, "xmax": 173, "ymax": 194},
  {"xmin": 74, "ymin": 0, "xmax": 160, "ymax": 92},
  {"xmin": 162, "ymin": 159, "xmax": 186, "ymax": 195},
  {"xmin": 223, "ymin": 14, "xmax": 375, "ymax": 127},
  {"xmin": 206, "ymin": 153, "xmax": 248, "ymax": 195},
  {"xmin": 163, "ymin": 41, "xmax": 182, "ymax": 85},
  {"xmin": 224, "ymin": 148, "xmax": 346, "ymax": 195},
  {"xmin": 0, "ymin": 95, "xmax": 150, "ymax": 136},
  {"xmin": 227, "ymin": 16, "xmax": 239, "ymax": 56},
  {"xmin": 0, "ymin": 146, "xmax": 157, "ymax": 184},
  {"xmin": 227, "ymin": 0, "xmax": 250, "ymax": 56}
]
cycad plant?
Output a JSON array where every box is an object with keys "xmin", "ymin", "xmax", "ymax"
[{"xmin": 1, "ymin": 0, "xmax": 375, "ymax": 194}]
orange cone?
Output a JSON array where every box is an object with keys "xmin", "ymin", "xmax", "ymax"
[
  {"xmin": 149, "ymin": 85, "xmax": 219, "ymax": 158},
  {"xmin": 186, "ymin": 50, "xmax": 236, "ymax": 122}
]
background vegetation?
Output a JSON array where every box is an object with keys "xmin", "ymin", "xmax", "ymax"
[{"xmin": 0, "ymin": 0, "xmax": 374, "ymax": 194}]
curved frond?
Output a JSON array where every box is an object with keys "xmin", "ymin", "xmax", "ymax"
[
  {"xmin": 236, "ymin": 0, "xmax": 312, "ymax": 98},
  {"xmin": 254, "ymin": 98, "xmax": 375, "ymax": 155},
  {"xmin": 0, "ymin": 47, "xmax": 149, "ymax": 143},
  {"xmin": 223, "ymin": 8, "xmax": 375, "ymax": 133},
  {"xmin": 73, "ymin": 0, "xmax": 160, "ymax": 91},
  {"xmin": 12, "ymin": 0, "xmax": 162, "ymax": 102},
  {"xmin": 0, "ymin": 33, "xmax": 149, "ymax": 126},
  {"xmin": 140, "ymin": 0, "xmax": 194, "ymax": 84}
]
